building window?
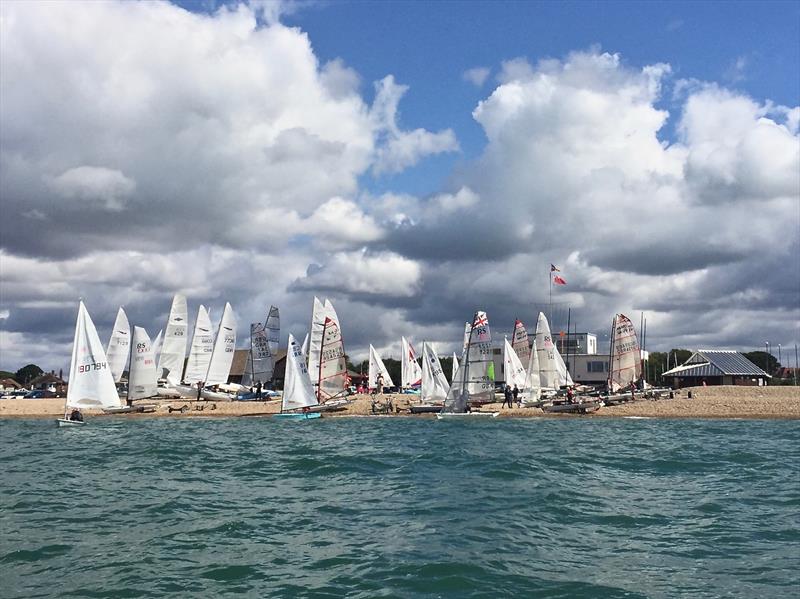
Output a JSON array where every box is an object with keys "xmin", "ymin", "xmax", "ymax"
[{"xmin": 587, "ymin": 361, "xmax": 608, "ymax": 373}]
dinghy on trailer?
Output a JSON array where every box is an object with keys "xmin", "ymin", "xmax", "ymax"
[
  {"xmin": 58, "ymin": 301, "xmax": 124, "ymax": 426},
  {"xmin": 437, "ymin": 311, "xmax": 499, "ymax": 420},
  {"xmin": 273, "ymin": 333, "xmax": 321, "ymax": 420}
]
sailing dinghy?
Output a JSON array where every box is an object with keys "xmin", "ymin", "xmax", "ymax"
[
  {"xmin": 105, "ymin": 326, "xmax": 159, "ymax": 413},
  {"xmin": 437, "ymin": 311, "xmax": 499, "ymax": 419},
  {"xmin": 157, "ymin": 294, "xmax": 188, "ymax": 391},
  {"xmin": 401, "ymin": 337, "xmax": 422, "ymax": 391},
  {"xmin": 273, "ymin": 334, "xmax": 321, "ymax": 420},
  {"xmin": 411, "ymin": 342, "xmax": 449, "ymax": 414},
  {"xmin": 106, "ymin": 307, "xmax": 130, "ymax": 383},
  {"xmin": 58, "ymin": 301, "xmax": 123, "ymax": 426},
  {"xmin": 368, "ymin": 344, "xmax": 394, "ymax": 391}
]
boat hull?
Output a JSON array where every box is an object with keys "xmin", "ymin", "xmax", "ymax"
[
  {"xmin": 436, "ymin": 411, "xmax": 499, "ymax": 420},
  {"xmin": 410, "ymin": 405, "xmax": 443, "ymax": 414},
  {"xmin": 56, "ymin": 418, "xmax": 85, "ymax": 427},
  {"xmin": 273, "ymin": 412, "xmax": 322, "ymax": 420},
  {"xmin": 543, "ymin": 401, "xmax": 601, "ymax": 414}
]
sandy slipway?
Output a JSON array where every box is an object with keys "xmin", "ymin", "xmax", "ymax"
[{"xmin": 1, "ymin": 387, "xmax": 798, "ymax": 420}]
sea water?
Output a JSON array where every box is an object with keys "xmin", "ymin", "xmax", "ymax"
[{"xmin": 1, "ymin": 417, "xmax": 798, "ymax": 598}]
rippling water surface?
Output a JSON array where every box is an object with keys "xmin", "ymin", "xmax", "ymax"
[{"xmin": 1, "ymin": 417, "xmax": 798, "ymax": 598}]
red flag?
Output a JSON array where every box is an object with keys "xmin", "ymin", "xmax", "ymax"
[
  {"xmin": 550, "ymin": 264, "xmax": 560, "ymax": 272},
  {"xmin": 553, "ymin": 275, "xmax": 567, "ymax": 285}
]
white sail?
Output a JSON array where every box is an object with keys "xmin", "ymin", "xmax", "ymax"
[
  {"xmin": 128, "ymin": 326, "xmax": 158, "ymax": 400},
  {"xmin": 421, "ymin": 342, "xmax": 449, "ymax": 402},
  {"xmin": 511, "ymin": 319, "xmax": 531, "ymax": 364},
  {"xmin": 522, "ymin": 338, "xmax": 541, "ymax": 401},
  {"xmin": 609, "ymin": 313, "xmax": 642, "ymax": 392},
  {"xmin": 152, "ymin": 329, "xmax": 163, "ymax": 366},
  {"xmin": 204, "ymin": 302, "xmax": 237, "ymax": 386},
  {"xmin": 282, "ymin": 333, "xmax": 318, "ymax": 411},
  {"xmin": 307, "ymin": 296, "xmax": 325, "ymax": 385},
  {"xmin": 462, "ymin": 321, "xmax": 471, "ymax": 353},
  {"xmin": 535, "ymin": 312, "xmax": 560, "ymax": 391},
  {"xmin": 318, "ymin": 314, "xmax": 347, "ymax": 400},
  {"xmin": 301, "ymin": 332, "xmax": 309, "ymax": 359},
  {"xmin": 157, "ymin": 294, "xmax": 188, "ymax": 385},
  {"xmin": 444, "ymin": 311, "xmax": 495, "ymax": 412},
  {"xmin": 66, "ymin": 301, "xmax": 122, "ymax": 410},
  {"xmin": 503, "ymin": 337, "xmax": 527, "ymax": 390},
  {"xmin": 242, "ymin": 322, "xmax": 270, "ymax": 386},
  {"xmin": 452, "ymin": 352, "xmax": 459, "ymax": 383},
  {"xmin": 401, "ymin": 337, "xmax": 422, "ymax": 387},
  {"xmin": 368, "ymin": 345, "xmax": 394, "ymax": 388},
  {"xmin": 555, "ymin": 348, "xmax": 574, "ymax": 387},
  {"xmin": 183, "ymin": 305, "xmax": 214, "ymax": 384},
  {"xmin": 106, "ymin": 307, "xmax": 130, "ymax": 383}
]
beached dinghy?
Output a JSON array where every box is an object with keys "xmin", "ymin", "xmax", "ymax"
[
  {"xmin": 273, "ymin": 334, "xmax": 321, "ymax": 420},
  {"xmin": 437, "ymin": 311, "xmax": 499, "ymax": 420},
  {"xmin": 156, "ymin": 294, "xmax": 188, "ymax": 394},
  {"xmin": 410, "ymin": 342, "xmax": 448, "ymax": 414},
  {"xmin": 200, "ymin": 303, "xmax": 237, "ymax": 400},
  {"xmin": 58, "ymin": 301, "xmax": 124, "ymax": 426},
  {"xmin": 105, "ymin": 326, "xmax": 159, "ymax": 414}
]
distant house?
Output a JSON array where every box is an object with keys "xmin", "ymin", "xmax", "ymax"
[
  {"xmin": 662, "ymin": 350, "xmax": 770, "ymax": 387},
  {"xmin": 29, "ymin": 372, "xmax": 67, "ymax": 395},
  {"xmin": 228, "ymin": 348, "xmax": 287, "ymax": 388},
  {"xmin": 0, "ymin": 378, "xmax": 22, "ymax": 390}
]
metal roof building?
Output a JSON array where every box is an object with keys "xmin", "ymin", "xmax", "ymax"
[{"xmin": 662, "ymin": 350, "xmax": 770, "ymax": 387}]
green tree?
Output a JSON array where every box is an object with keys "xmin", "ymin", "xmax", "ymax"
[
  {"xmin": 743, "ymin": 351, "xmax": 780, "ymax": 375},
  {"xmin": 15, "ymin": 364, "xmax": 43, "ymax": 385}
]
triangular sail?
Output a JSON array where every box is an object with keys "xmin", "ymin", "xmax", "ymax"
[
  {"xmin": 462, "ymin": 322, "xmax": 471, "ymax": 353},
  {"xmin": 444, "ymin": 311, "xmax": 495, "ymax": 412},
  {"xmin": 183, "ymin": 305, "xmax": 214, "ymax": 384},
  {"xmin": 503, "ymin": 337, "xmax": 527, "ymax": 390},
  {"xmin": 511, "ymin": 319, "xmax": 531, "ymax": 364},
  {"xmin": 157, "ymin": 294, "xmax": 188, "ymax": 385},
  {"xmin": 451, "ymin": 352, "xmax": 459, "ymax": 383},
  {"xmin": 554, "ymin": 348, "xmax": 574, "ymax": 387},
  {"xmin": 301, "ymin": 332, "xmax": 309, "ymax": 359},
  {"xmin": 66, "ymin": 301, "xmax": 122, "ymax": 410},
  {"xmin": 128, "ymin": 326, "xmax": 157, "ymax": 401},
  {"xmin": 204, "ymin": 302, "xmax": 237, "ymax": 386},
  {"xmin": 401, "ymin": 337, "xmax": 422, "ymax": 387},
  {"xmin": 368, "ymin": 345, "xmax": 394, "ymax": 388},
  {"xmin": 535, "ymin": 312, "xmax": 560, "ymax": 391},
  {"xmin": 106, "ymin": 307, "xmax": 130, "ymax": 383},
  {"xmin": 609, "ymin": 313, "xmax": 642, "ymax": 392},
  {"xmin": 282, "ymin": 333, "xmax": 318, "ymax": 411},
  {"xmin": 421, "ymin": 342, "xmax": 450, "ymax": 402},
  {"xmin": 318, "ymin": 315, "xmax": 347, "ymax": 400}
]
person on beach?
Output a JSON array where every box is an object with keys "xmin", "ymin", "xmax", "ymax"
[
  {"xmin": 376, "ymin": 373, "xmax": 384, "ymax": 396},
  {"xmin": 566, "ymin": 386, "xmax": 574, "ymax": 403},
  {"xmin": 503, "ymin": 384, "xmax": 513, "ymax": 408},
  {"xmin": 197, "ymin": 380, "xmax": 204, "ymax": 401},
  {"xmin": 513, "ymin": 385, "xmax": 520, "ymax": 407},
  {"xmin": 255, "ymin": 381, "xmax": 262, "ymax": 400},
  {"xmin": 629, "ymin": 380, "xmax": 636, "ymax": 401}
]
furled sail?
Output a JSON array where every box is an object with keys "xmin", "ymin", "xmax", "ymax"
[
  {"xmin": 128, "ymin": 326, "xmax": 157, "ymax": 401},
  {"xmin": 183, "ymin": 305, "xmax": 214, "ymax": 384},
  {"xmin": 401, "ymin": 337, "xmax": 422, "ymax": 387},
  {"xmin": 368, "ymin": 345, "xmax": 394, "ymax": 389},
  {"xmin": 204, "ymin": 302, "xmax": 237, "ymax": 386},
  {"xmin": 157, "ymin": 294, "xmax": 188, "ymax": 385},
  {"xmin": 106, "ymin": 307, "xmax": 130, "ymax": 383},
  {"xmin": 282, "ymin": 333, "xmax": 318, "ymax": 411},
  {"xmin": 609, "ymin": 313, "xmax": 642, "ymax": 392},
  {"xmin": 421, "ymin": 342, "xmax": 450, "ymax": 402},
  {"xmin": 67, "ymin": 301, "xmax": 122, "ymax": 410}
]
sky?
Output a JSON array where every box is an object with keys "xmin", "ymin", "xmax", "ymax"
[{"xmin": 1, "ymin": 0, "xmax": 798, "ymax": 372}]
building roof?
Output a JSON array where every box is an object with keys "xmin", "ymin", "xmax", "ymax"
[
  {"xmin": 0, "ymin": 378, "xmax": 22, "ymax": 389},
  {"xmin": 663, "ymin": 350, "xmax": 769, "ymax": 378},
  {"xmin": 230, "ymin": 348, "xmax": 287, "ymax": 376}
]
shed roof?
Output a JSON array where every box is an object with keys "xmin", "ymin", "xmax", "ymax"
[{"xmin": 663, "ymin": 350, "xmax": 769, "ymax": 378}]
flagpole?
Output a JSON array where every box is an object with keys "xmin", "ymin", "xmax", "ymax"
[{"xmin": 548, "ymin": 265, "xmax": 552, "ymax": 326}]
